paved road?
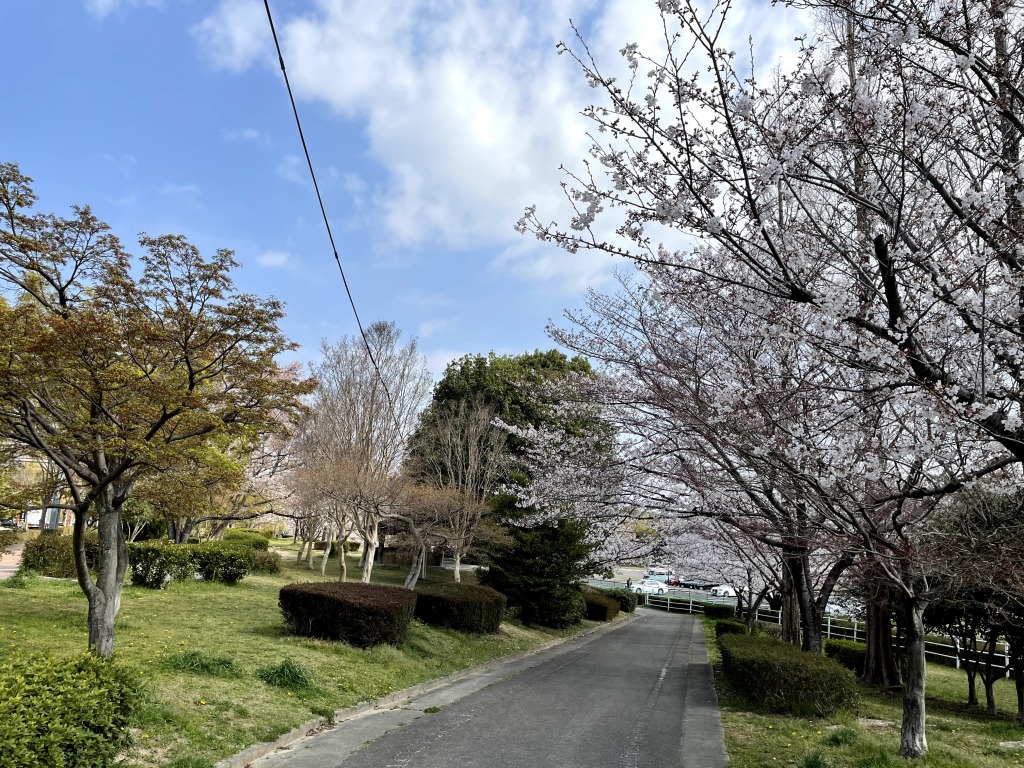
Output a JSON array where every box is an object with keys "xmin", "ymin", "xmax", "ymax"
[
  {"xmin": 0, "ymin": 542, "xmax": 23, "ymax": 579},
  {"xmin": 256, "ymin": 611, "xmax": 727, "ymax": 768}
]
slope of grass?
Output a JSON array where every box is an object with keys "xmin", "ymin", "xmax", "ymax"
[
  {"xmin": 703, "ymin": 620, "xmax": 1024, "ymax": 767},
  {"xmin": 0, "ymin": 543, "xmax": 593, "ymax": 768}
]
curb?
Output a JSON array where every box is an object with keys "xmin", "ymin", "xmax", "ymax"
[{"xmin": 215, "ymin": 613, "xmax": 638, "ymax": 768}]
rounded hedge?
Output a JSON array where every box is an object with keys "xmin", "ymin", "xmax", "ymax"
[
  {"xmin": 701, "ymin": 602, "xmax": 736, "ymax": 620},
  {"xmin": 279, "ymin": 582, "xmax": 417, "ymax": 648},
  {"xmin": 714, "ymin": 618, "xmax": 749, "ymax": 637},
  {"xmin": 0, "ymin": 651, "xmax": 138, "ymax": 768},
  {"xmin": 222, "ymin": 530, "xmax": 270, "ymax": 551},
  {"xmin": 603, "ymin": 588, "xmax": 639, "ymax": 613},
  {"xmin": 127, "ymin": 540, "xmax": 194, "ymax": 588},
  {"xmin": 582, "ymin": 587, "xmax": 621, "ymax": 622},
  {"xmin": 824, "ymin": 639, "xmax": 867, "ymax": 675},
  {"xmin": 414, "ymin": 582, "xmax": 506, "ymax": 633},
  {"xmin": 193, "ymin": 541, "xmax": 256, "ymax": 584},
  {"xmin": 718, "ymin": 634, "xmax": 858, "ymax": 716},
  {"xmin": 20, "ymin": 532, "xmax": 99, "ymax": 578}
]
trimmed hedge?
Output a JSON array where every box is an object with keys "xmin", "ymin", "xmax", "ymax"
[
  {"xmin": 279, "ymin": 582, "xmax": 417, "ymax": 647},
  {"xmin": 20, "ymin": 532, "xmax": 98, "ymax": 578},
  {"xmin": 718, "ymin": 634, "xmax": 857, "ymax": 717},
  {"xmin": 824, "ymin": 639, "xmax": 867, "ymax": 675},
  {"xmin": 192, "ymin": 541, "xmax": 256, "ymax": 584},
  {"xmin": 414, "ymin": 582, "xmax": 506, "ymax": 633},
  {"xmin": 253, "ymin": 549, "xmax": 282, "ymax": 574},
  {"xmin": 0, "ymin": 529, "xmax": 18, "ymax": 553},
  {"xmin": 715, "ymin": 618, "xmax": 749, "ymax": 637},
  {"xmin": 701, "ymin": 602, "xmax": 736, "ymax": 620},
  {"xmin": 127, "ymin": 540, "xmax": 194, "ymax": 588},
  {"xmin": 222, "ymin": 530, "xmax": 270, "ymax": 551},
  {"xmin": 582, "ymin": 587, "xmax": 621, "ymax": 622},
  {"xmin": 604, "ymin": 588, "xmax": 639, "ymax": 613},
  {"xmin": 0, "ymin": 651, "xmax": 138, "ymax": 768}
]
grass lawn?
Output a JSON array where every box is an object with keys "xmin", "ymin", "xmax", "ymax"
[
  {"xmin": 703, "ymin": 620, "xmax": 1024, "ymax": 767},
  {"xmin": 0, "ymin": 541, "xmax": 597, "ymax": 768}
]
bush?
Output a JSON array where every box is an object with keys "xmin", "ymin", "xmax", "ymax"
[
  {"xmin": 715, "ymin": 618, "xmax": 749, "ymax": 637},
  {"xmin": 20, "ymin": 532, "xmax": 99, "ymax": 578},
  {"xmin": 222, "ymin": 530, "xmax": 270, "ymax": 551},
  {"xmin": 252, "ymin": 549, "xmax": 282, "ymax": 574},
  {"xmin": 701, "ymin": 602, "xmax": 736, "ymax": 620},
  {"xmin": 192, "ymin": 541, "xmax": 256, "ymax": 584},
  {"xmin": 604, "ymin": 588, "xmax": 639, "ymax": 613},
  {"xmin": 235, "ymin": 527, "xmax": 274, "ymax": 539},
  {"xmin": 0, "ymin": 529, "xmax": 18, "ymax": 553},
  {"xmin": 127, "ymin": 540, "xmax": 194, "ymax": 588},
  {"xmin": 414, "ymin": 582, "xmax": 506, "ymax": 633},
  {"xmin": 0, "ymin": 651, "xmax": 138, "ymax": 768},
  {"xmin": 279, "ymin": 582, "xmax": 417, "ymax": 648},
  {"xmin": 718, "ymin": 634, "xmax": 857, "ymax": 717},
  {"xmin": 824, "ymin": 639, "xmax": 867, "ymax": 675},
  {"xmin": 582, "ymin": 587, "xmax": 621, "ymax": 622}
]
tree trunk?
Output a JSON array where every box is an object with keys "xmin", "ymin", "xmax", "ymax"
[
  {"xmin": 404, "ymin": 545, "xmax": 425, "ymax": 590},
  {"xmin": 361, "ymin": 522, "xmax": 379, "ymax": 583},
  {"xmin": 452, "ymin": 548, "xmax": 462, "ymax": 584},
  {"xmin": 75, "ymin": 491, "xmax": 129, "ymax": 658},
  {"xmin": 338, "ymin": 543, "xmax": 348, "ymax": 582},
  {"xmin": 319, "ymin": 537, "xmax": 332, "ymax": 576},
  {"xmin": 981, "ymin": 626, "xmax": 1002, "ymax": 716},
  {"xmin": 780, "ymin": 557, "xmax": 801, "ymax": 646},
  {"xmin": 900, "ymin": 596, "xmax": 929, "ymax": 759},
  {"xmin": 864, "ymin": 588, "xmax": 899, "ymax": 686},
  {"xmin": 790, "ymin": 553, "xmax": 823, "ymax": 653}
]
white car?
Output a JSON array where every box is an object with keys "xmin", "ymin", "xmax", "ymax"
[
  {"xmin": 710, "ymin": 584, "xmax": 736, "ymax": 597},
  {"xmin": 634, "ymin": 579, "xmax": 668, "ymax": 595}
]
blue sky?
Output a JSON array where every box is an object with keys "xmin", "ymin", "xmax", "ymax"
[{"xmin": 2, "ymin": 0, "xmax": 808, "ymax": 379}]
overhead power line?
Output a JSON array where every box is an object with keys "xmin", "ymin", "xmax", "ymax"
[{"xmin": 263, "ymin": 0, "xmax": 403, "ymax": 433}]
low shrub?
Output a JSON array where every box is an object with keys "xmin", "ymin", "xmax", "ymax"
[
  {"xmin": 252, "ymin": 549, "xmax": 282, "ymax": 574},
  {"xmin": 0, "ymin": 529, "xmax": 18, "ymax": 553},
  {"xmin": 127, "ymin": 540, "xmax": 194, "ymax": 588},
  {"xmin": 0, "ymin": 651, "xmax": 138, "ymax": 768},
  {"xmin": 20, "ymin": 532, "xmax": 99, "ymax": 578},
  {"xmin": 258, "ymin": 658, "xmax": 313, "ymax": 689},
  {"xmin": 604, "ymin": 588, "xmax": 639, "ymax": 613},
  {"xmin": 718, "ymin": 634, "xmax": 858, "ymax": 716},
  {"xmin": 582, "ymin": 587, "xmax": 621, "ymax": 622},
  {"xmin": 192, "ymin": 541, "xmax": 256, "ymax": 585},
  {"xmin": 222, "ymin": 530, "xmax": 270, "ymax": 551},
  {"xmin": 715, "ymin": 618, "xmax": 749, "ymax": 637},
  {"xmin": 279, "ymin": 582, "xmax": 417, "ymax": 648},
  {"xmin": 756, "ymin": 621, "xmax": 783, "ymax": 640},
  {"xmin": 414, "ymin": 582, "xmax": 506, "ymax": 633},
  {"xmin": 165, "ymin": 651, "xmax": 241, "ymax": 678},
  {"xmin": 701, "ymin": 602, "xmax": 736, "ymax": 620},
  {"xmin": 824, "ymin": 639, "xmax": 867, "ymax": 675},
  {"xmin": 235, "ymin": 527, "xmax": 274, "ymax": 539}
]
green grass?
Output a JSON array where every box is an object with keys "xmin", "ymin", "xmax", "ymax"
[
  {"xmin": 0, "ymin": 542, "xmax": 596, "ymax": 767},
  {"xmin": 703, "ymin": 619, "xmax": 1024, "ymax": 767}
]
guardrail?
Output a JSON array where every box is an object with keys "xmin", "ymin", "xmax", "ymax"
[{"xmin": 588, "ymin": 580, "xmax": 1012, "ymax": 677}]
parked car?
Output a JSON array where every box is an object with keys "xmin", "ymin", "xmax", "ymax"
[
  {"xmin": 634, "ymin": 579, "xmax": 668, "ymax": 595},
  {"xmin": 710, "ymin": 584, "xmax": 737, "ymax": 597}
]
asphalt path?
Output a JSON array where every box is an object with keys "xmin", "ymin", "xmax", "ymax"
[{"xmin": 255, "ymin": 610, "xmax": 727, "ymax": 768}]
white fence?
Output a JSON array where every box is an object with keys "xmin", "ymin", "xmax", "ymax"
[{"xmin": 588, "ymin": 580, "xmax": 1012, "ymax": 676}]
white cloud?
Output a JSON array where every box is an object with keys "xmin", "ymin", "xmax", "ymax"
[
  {"xmin": 196, "ymin": 0, "xmax": 813, "ymax": 290},
  {"xmin": 220, "ymin": 127, "xmax": 271, "ymax": 147},
  {"xmin": 276, "ymin": 154, "xmax": 308, "ymax": 186},
  {"xmin": 416, "ymin": 318, "xmax": 454, "ymax": 339},
  {"xmin": 191, "ymin": 0, "xmax": 271, "ymax": 72},
  {"xmin": 85, "ymin": 0, "xmax": 162, "ymax": 18},
  {"xmin": 256, "ymin": 250, "xmax": 292, "ymax": 268},
  {"xmin": 159, "ymin": 182, "xmax": 201, "ymax": 196}
]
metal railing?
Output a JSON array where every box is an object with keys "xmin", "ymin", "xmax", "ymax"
[{"xmin": 588, "ymin": 580, "xmax": 1012, "ymax": 676}]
